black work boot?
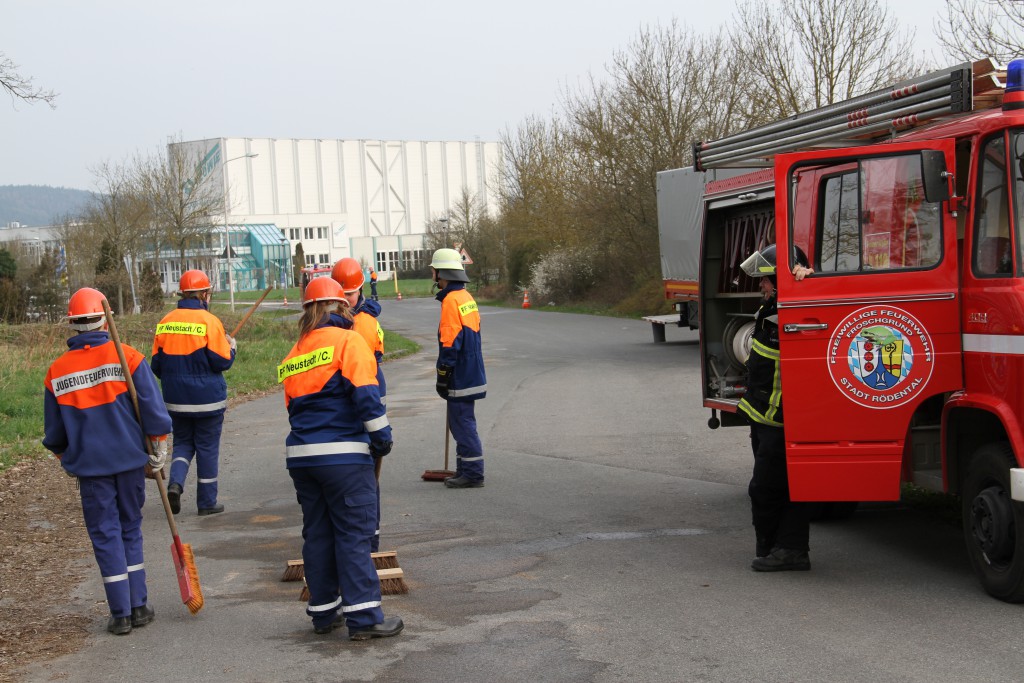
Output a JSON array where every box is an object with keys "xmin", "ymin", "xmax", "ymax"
[
  {"xmin": 107, "ymin": 616, "xmax": 132, "ymax": 635},
  {"xmin": 755, "ymin": 535, "xmax": 774, "ymax": 559},
  {"xmin": 349, "ymin": 616, "xmax": 404, "ymax": 641},
  {"xmin": 751, "ymin": 548, "xmax": 811, "ymax": 572},
  {"xmin": 198, "ymin": 504, "xmax": 225, "ymax": 516},
  {"xmin": 131, "ymin": 604, "xmax": 155, "ymax": 627},
  {"xmin": 313, "ymin": 614, "xmax": 342, "ymax": 635},
  {"xmin": 444, "ymin": 475, "xmax": 484, "ymax": 489},
  {"xmin": 167, "ymin": 483, "xmax": 182, "ymax": 515}
]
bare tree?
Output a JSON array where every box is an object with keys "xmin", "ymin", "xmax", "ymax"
[
  {"xmin": 935, "ymin": 0, "xmax": 1024, "ymax": 64},
  {"xmin": 142, "ymin": 142, "xmax": 222, "ymax": 276},
  {"xmin": 732, "ymin": 0, "xmax": 924, "ymax": 118},
  {"xmin": 0, "ymin": 51, "xmax": 57, "ymax": 108},
  {"xmin": 83, "ymin": 159, "xmax": 154, "ymax": 313}
]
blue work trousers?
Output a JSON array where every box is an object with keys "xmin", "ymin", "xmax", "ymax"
[
  {"xmin": 289, "ymin": 463, "xmax": 383, "ymax": 632},
  {"xmin": 170, "ymin": 413, "xmax": 223, "ymax": 510},
  {"xmin": 78, "ymin": 468, "xmax": 147, "ymax": 618},
  {"xmin": 448, "ymin": 401, "xmax": 484, "ymax": 481}
]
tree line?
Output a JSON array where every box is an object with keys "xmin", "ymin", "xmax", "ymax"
[{"xmin": 425, "ymin": 0, "xmax": 1022, "ymax": 311}]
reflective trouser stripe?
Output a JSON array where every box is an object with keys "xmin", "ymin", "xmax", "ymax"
[
  {"xmin": 308, "ymin": 596, "xmax": 343, "ymax": 612},
  {"xmin": 127, "ymin": 563, "xmax": 144, "ymax": 572},
  {"xmin": 198, "ymin": 477, "xmax": 217, "ymax": 484},
  {"xmin": 458, "ymin": 455, "xmax": 483, "ymax": 462},
  {"xmin": 172, "ymin": 457, "xmax": 189, "ymax": 466},
  {"xmin": 103, "ymin": 573, "xmax": 128, "ymax": 583},
  {"xmin": 342, "ymin": 600, "xmax": 382, "ymax": 612},
  {"xmin": 166, "ymin": 400, "xmax": 227, "ymax": 413}
]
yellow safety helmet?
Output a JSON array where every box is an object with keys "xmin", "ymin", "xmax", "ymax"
[{"xmin": 430, "ymin": 248, "xmax": 469, "ymax": 282}]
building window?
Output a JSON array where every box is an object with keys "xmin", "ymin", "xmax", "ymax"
[
  {"xmin": 280, "ymin": 229, "xmax": 287, "ymax": 240},
  {"xmin": 317, "ymin": 227, "xmax": 327, "ymax": 239},
  {"xmin": 289, "ymin": 228, "xmax": 300, "ymax": 241},
  {"xmin": 305, "ymin": 254, "xmax": 316, "ymax": 266},
  {"xmin": 304, "ymin": 227, "xmax": 315, "ymax": 240},
  {"xmin": 319, "ymin": 253, "xmax": 330, "ymax": 264}
]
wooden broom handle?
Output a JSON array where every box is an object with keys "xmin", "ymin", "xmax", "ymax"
[
  {"xmin": 230, "ymin": 286, "xmax": 273, "ymax": 337},
  {"xmin": 101, "ymin": 300, "xmax": 182, "ymax": 538}
]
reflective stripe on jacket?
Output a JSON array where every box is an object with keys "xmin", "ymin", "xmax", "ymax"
[
  {"xmin": 43, "ymin": 331, "xmax": 172, "ymax": 476},
  {"xmin": 737, "ymin": 296, "xmax": 783, "ymax": 427},
  {"xmin": 151, "ymin": 299, "xmax": 234, "ymax": 417},
  {"xmin": 436, "ymin": 283, "xmax": 486, "ymax": 401},
  {"xmin": 279, "ymin": 316, "xmax": 391, "ymax": 469}
]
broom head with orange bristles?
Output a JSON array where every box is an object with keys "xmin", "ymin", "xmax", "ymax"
[
  {"xmin": 421, "ymin": 469, "xmax": 454, "ymax": 482},
  {"xmin": 172, "ymin": 537, "xmax": 204, "ymax": 614}
]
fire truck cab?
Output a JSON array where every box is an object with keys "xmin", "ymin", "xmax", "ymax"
[{"xmin": 694, "ymin": 58, "xmax": 1024, "ymax": 601}]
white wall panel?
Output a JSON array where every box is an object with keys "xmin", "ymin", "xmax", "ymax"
[{"xmin": 171, "ymin": 136, "xmax": 502, "ymax": 273}]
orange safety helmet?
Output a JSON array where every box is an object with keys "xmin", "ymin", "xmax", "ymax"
[
  {"xmin": 67, "ymin": 287, "xmax": 108, "ymax": 331},
  {"xmin": 330, "ymin": 258, "xmax": 365, "ymax": 293},
  {"xmin": 179, "ymin": 269, "xmax": 211, "ymax": 293},
  {"xmin": 302, "ymin": 277, "xmax": 346, "ymax": 307}
]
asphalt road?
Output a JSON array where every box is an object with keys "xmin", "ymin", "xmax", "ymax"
[{"xmin": 21, "ymin": 298, "xmax": 1024, "ymax": 683}]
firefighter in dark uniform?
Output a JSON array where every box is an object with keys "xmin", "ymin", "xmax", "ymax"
[
  {"xmin": 737, "ymin": 244, "xmax": 814, "ymax": 571},
  {"xmin": 279, "ymin": 277, "xmax": 403, "ymax": 640},
  {"xmin": 43, "ymin": 288, "xmax": 172, "ymax": 635},
  {"xmin": 430, "ymin": 248, "xmax": 487, "ymax": 488}
]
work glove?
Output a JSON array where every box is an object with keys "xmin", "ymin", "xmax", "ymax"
[
  {"xmin": 226, "ymin": 334, "xmax": 237, "ymax": 352},
  {"xmin": 370, "ymin": 440, "xmax": 393, "ymax": 458},
  {"xmin": 435, "ymin": 365, "xmax": 453, "ymax": 399},
  {"xmin": 148, "ymin": 436, "xmax": 168, "ymax": 471}
]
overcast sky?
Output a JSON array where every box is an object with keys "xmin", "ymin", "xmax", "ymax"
[{"xmin": 3, "ymin": 0, "xmax": 946, "ymax": 191}]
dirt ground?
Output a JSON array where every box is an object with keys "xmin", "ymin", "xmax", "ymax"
[{"xmin": 0, "ymin": 457, "xmax": 94, "ymax": 683}]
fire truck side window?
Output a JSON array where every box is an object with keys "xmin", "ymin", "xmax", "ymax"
[
  {"xmin": 1013, "ymin": 132, "xmax": 1024, "ymax": 276},
  {"xmin": 974, "ymin": 134, "xmax": 1012, "ymax": 277},
  {"xmin": 802, "ymin": 154, "xmax": 942, "ymax": 274},
  {"xmin": 819, "ymin": 171, "xmax": 860, "ymax": 272}
]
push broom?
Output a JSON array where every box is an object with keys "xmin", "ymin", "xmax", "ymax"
[
  {"xmin": 102, "ymin": 300, "xmax": 204, "ymax": 615},
  {"xmin": 230, "ymin": 286, "xmax": 272, "ymax": 338},
  {"xmin": 421, "ymin": 404, "xmax": 455, "ymax": 481},
  {"xmin": 285, "ymin": 447, "xmax": 408, "ymax": 595}
]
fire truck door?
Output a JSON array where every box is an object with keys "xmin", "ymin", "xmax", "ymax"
[{"xmin": 774, "ymin": 140, "xmax": 962, "ymax": 501}]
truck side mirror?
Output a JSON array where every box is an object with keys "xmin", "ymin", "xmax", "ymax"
[{"xmin": 921, "ymin": 150, "xmax": 951, "ymax": 203}]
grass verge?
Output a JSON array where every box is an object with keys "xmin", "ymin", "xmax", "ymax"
[{"xmin": 0, "ymin": 309, "xmax": 419, "ymax": 472}]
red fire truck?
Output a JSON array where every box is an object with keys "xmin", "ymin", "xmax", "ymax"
[{"xmin": 689, "ymin": 58, "xmax": 1024, "ymax": 601}]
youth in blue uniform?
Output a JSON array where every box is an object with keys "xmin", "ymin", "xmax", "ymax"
[
  {"xmin": 42, "ymin": 288, "xmax": 172, "ymax": 635},
  {"xmin": 333, "ymin": 257, "xmax": 387, "ymax": 551},
  {"xmin": 151, "ymin": 270, "xmax": 235, "ymax": 516},
  {"xmin": 279, "ymin": 277, "xmax": 403, "ymax": 640},
  {"xmin": 430, "ymin": 248, "xmax": 487, "ymax": 489}
]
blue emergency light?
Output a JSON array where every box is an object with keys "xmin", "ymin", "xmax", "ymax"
[
  {"xmin": 1008, "ymin": 59, "xmax": 1024, "ymax": 92},
  {"xmin": 1006, "ymin": 58, "xmax": 1024, "ymax": 110}
]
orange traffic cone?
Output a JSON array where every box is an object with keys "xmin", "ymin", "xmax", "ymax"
[
  {"xmin": 282, "ymin": 294, "xmax": 288, "ymax": 306},
  {"xmin": 397, "ymin": 292, "xmax": 402, "ymax": 301},
  {"xmin": 522, "ymin": 290, "xmax": 531, "ymax": 309}
]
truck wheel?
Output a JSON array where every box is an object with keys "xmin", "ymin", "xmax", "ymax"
[{"xmin": 962, "ymin": 443, "xmax": 1024, "ymax": 602}]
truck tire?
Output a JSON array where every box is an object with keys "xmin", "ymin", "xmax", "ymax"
[{"xmin": 961, "ymin": 442, "xmax": 1024, "ymax": 602}]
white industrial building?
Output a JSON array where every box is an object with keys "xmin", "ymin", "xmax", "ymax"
[{"xmin": 170, "ymin": 136, "xmax": 504, "ymax": 291}]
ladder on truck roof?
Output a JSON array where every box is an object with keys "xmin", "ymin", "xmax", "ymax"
[{"xmin": 693, "ymin": 58, "xmax": 1007, "ymax": 171}]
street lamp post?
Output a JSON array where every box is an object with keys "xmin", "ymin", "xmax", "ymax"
[
  {"xmin": 439, "ymin": 217, "xmax": 449, "ymax": 247},
  {"xmin": 222, "ymin": 152, "xmax": 258, "ymax": 311}
]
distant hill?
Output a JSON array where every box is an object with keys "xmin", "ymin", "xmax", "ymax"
[{"xmin": 0, "ymin": 185, "xmax": 92, "ymax": 227}]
